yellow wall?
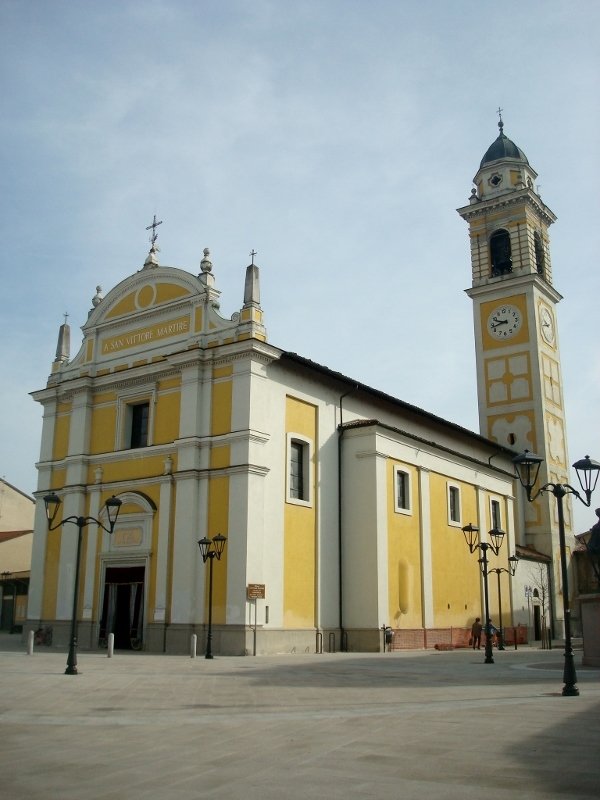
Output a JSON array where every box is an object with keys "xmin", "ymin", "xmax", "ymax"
[
  {"xmin": 387, "ymin": 461, "xmax": 422, "ymax": 627},
  {"xmin": 97, "ymin": 455, "xmax": 167, "ymax": 484},
  {"xmin": 211, "ymin": 367, "xmax": 232, "ymax": 436},
  {"xmin": 52, "ymin": 402, "xmax": 72, "ymax": 461},
  {"xmin": 41, "ymin": 527, "xmax": 61, "ymax": 620},
  {"xmin": 206, "ymin": 476, "xmax": 229, "ymax": 624},
  {"xmin": 429, "ymin": 474, "xmax": 480, "ymax": 626},
  {"xmin": 90, "ymin": 399, "xmax": 117, "ymax": 454},
  {"xmin": 283, "ymin": 396, "xmax": 317, "ymax": 628},
  {"xmin": 155, "ymin": 379, "xmax": 181, "ymax": 444}
]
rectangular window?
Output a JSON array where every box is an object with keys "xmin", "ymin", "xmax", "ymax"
[
  {"xmin": 394, "ymin": 468, "xmax": 411, "ymax": 513},
  {"xmin": 287, "ymin": 434, "xmax": 312, "ymax": 505},
  {"xmin": 130, "ymin": 402, "xmax": 149, "ymax": 448},
  {"xmin": 491, "ymin": 499, "xmax": 501, "ymax": 530},
  {"xmin": 448, "ymin": 485, "xmax": 461, "ymax": 524},
  {"xmin": 289, "ymin": 440, "xmax": 305, "ymax": 500}
]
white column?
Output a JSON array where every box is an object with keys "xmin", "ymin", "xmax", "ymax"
[
  {"xmin": 82, "ymin": 486, "xmax": 102, "ymax": 620},
  {"xmin": 27, "ymin": 498, "xmax": 51, "ymax": 621},
  {"xmin": 170, "ymin": 476, "xmax": 203, "ymax": 624},
  {"xmin": 65, "ymin": 387, "xmax": 93, "ymax": 486},
  {"xmin": 153, "ymin": 476, "xmax": 173, "ymax": 622},
  {"xmin": 56, "ymin": 489, "xmax": 86, "ymax": 620},
  {"xmin": 418, "ymin": 467, "xmax": 433, "ymax": 628},
  {"xmin": 374, "ymin": 451, "xmax": 389, "ymax": 625},
  {"xmin": 28, "ymin": 396, "xmax": 58, "ymax": 622}
]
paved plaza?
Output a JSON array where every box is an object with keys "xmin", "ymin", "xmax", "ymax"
[{"xmin": 0, "ymin": 635, "xmax": 599, "ymax": 799}]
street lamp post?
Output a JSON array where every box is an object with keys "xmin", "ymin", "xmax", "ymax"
[
  {"xmin": 43, "ymin": 492, "xmax": 122, "ymax": 675},
  {"xmin": 489, "ymin": 556, "xmax": 519, "ymax": 650},
  {"xmin": 461, "ymin": 524, "xmax": 506, "ymax": 664},
  {"xmin": 512, "ymin": 451, "xmax": 600, "ymax": 696},
  {"xmin": 525, "ymin": 585, "xmax": 533, "ymax": 636},
  {"xmin": 197, "ymin": 534, "xmax": 227, "ymax": 659}
]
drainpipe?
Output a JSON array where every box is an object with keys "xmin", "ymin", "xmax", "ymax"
[{"xmin": 338, "ymin": 385, "xmax": 359, "ymax": 651}]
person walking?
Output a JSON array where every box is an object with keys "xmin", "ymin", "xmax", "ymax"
[{"xmin": 471, "ymin": 617, "xmax": 482, "ymax": 650}]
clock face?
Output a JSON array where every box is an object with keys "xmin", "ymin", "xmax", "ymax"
[
  {"xmin": 486, "ymin": 304, "xmax": 522, "ymax": 339},
  {"xmin": 540, "ymin": 306, "xmax": 555, "ymax": 344}
]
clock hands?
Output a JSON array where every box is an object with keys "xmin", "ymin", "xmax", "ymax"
[{"xmin": 490, "ymin": 316, "xmax": 508, "ymax": 330}]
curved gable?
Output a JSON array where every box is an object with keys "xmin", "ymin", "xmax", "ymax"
[{"xmin": 105, "ymin": 281, "xmax": 193, "ymax": 321}]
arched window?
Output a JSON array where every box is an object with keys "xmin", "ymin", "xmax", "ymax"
[
  {"xmin": 534, "ymin": 231, "xmax": 545, "ymax": 276},
  {"xmin": 490, "ymin": 229, "xmax": 512, "ymax": 276}
]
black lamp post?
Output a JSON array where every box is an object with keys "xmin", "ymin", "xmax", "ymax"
[
  {"xmin": 197, "ymin": 533, "xmax": 227, "ymax": 659},
  {"xmin": 512, "ymin": 451, "xmax": 600, "ymax": 696},
  {"xmin": 488, "ymin": 555, "xmax": 519, "ymax": 650},
  {"xmin": 461, "ymin": 523, "xmax": 506, "ymax": 664},
  {"xmin": 43, "ymin": 492, "xmax": 122, "ymax": 675}
]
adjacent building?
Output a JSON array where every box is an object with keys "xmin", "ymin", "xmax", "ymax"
[{"xmin": 0, "ymin": 479, "xmax": 34, "ymax": 632}]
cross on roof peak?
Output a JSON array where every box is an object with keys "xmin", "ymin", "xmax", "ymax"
[
  {"xmin": 497, "ymin": 106, "xmax": 504, "ymax": 133},
  {"xmin": 145, "ymin": 215, "xmax": 163, "ymax": 248}
]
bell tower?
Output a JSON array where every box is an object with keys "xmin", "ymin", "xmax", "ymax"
[{"xmin": 457, "ymin": 116, "xmax": 572, "ymax": 623}]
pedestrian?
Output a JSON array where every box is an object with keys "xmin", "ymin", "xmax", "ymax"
[
  {"xmin": 470, "ymin": 617, "xmax": 482, "ymax": 649},
  {"xmin": 489, "ymin": 622, "xmax": 498, "ymax": 647}
]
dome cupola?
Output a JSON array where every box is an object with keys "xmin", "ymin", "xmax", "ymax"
[
  {"xmin": 469, "ymin": 113, "xmax": 538, "ymax": 203},
  {"xmin": 480, "ymin": 117, "xmax": 529, "ymax": 168}
]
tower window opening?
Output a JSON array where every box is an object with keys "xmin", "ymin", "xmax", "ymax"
[
  {"xmin": 534, "ymin": 232, "xmax": 545, "ymax": 276},
  {"xmin": 490, "ymin": 229, "xmax": 512, "ymax": 276}
]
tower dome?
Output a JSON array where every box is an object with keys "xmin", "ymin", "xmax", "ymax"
[{"xmin": 480, "ymin": 118, "xmax": 529, "ymax": 168}]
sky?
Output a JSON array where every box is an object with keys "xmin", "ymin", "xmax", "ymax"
[{"xmin": 1, "ymin": 0, "xmax": 598, "ymax": 533}]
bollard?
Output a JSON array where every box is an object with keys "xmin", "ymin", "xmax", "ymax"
[
  {"xmin": 107, "ymin": 632, "xmax": 114, "ymax": 658},
  {"xmin": 27, "ymin": 630, "xmax": 34, "ymax": 655},
  {"xmin": 190, "ymin": 633, "xmax": 197, "ymax": 658}
]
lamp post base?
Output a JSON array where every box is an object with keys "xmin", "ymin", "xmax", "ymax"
[{"xmin": 562, "ymin": 685, "xmax": 579, "ymax": 696}]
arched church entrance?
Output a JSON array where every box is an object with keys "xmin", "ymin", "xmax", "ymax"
[{"xmin": 99, "ymin": 565, "xmax": 145, "ymax": 650}]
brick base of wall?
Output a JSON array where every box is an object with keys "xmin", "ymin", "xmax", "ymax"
[{"xmin": 390, "ymin": 625, "xmax": 528, "ymax": 651}]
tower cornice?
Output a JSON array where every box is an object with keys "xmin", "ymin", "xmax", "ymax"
[
  {"xmin": 465, "ymin": 272, "xmax": 563, "ymax": 305},
  {"xmin": 458, "ymin": 189, "xmax": 556, "ymax": 227}
]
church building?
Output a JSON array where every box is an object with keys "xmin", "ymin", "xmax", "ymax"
[{"xmin": 27, "ymin": 122, "xmax": 572, "ymax": 655}]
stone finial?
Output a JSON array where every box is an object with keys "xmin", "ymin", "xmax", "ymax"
[
  {"xmin": 92, "ymin": 286, "xmax": 103, "ymax": 307},
  {"xmin": 54, "ymin": 314, "xmax": 71, "ymax": 364},
  {"xmin": 200, "ymin": 248, "xmax": 213, "ymax": 273},
  {"xmin": 143, "ymin": 244, "xmax": 160, "ymax": 269},
  {"xmin": 243, "ymin": 261, "xmax": 261, "ymax": 307},
  {"xmin": 163, "ymin": 455, "xmax": 173, "ymax": 476}
]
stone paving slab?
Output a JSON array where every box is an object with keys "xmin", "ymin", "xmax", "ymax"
[{"xmin": 0, "ymin": 638, "xmax": 599, "ymax": 799}]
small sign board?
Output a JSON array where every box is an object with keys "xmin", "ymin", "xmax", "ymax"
[{"xmin": 247, "ymin": 583, "xmax": 266, "ymax": 600}]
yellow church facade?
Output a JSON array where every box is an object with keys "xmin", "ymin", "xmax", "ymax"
[
  {"xmin": 28, "ymin": 122, "xmax": 568, "ymax": 655},
  {"xmin": 27, "ymin": 238, "xmax": 519, "ymax": 655}
]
